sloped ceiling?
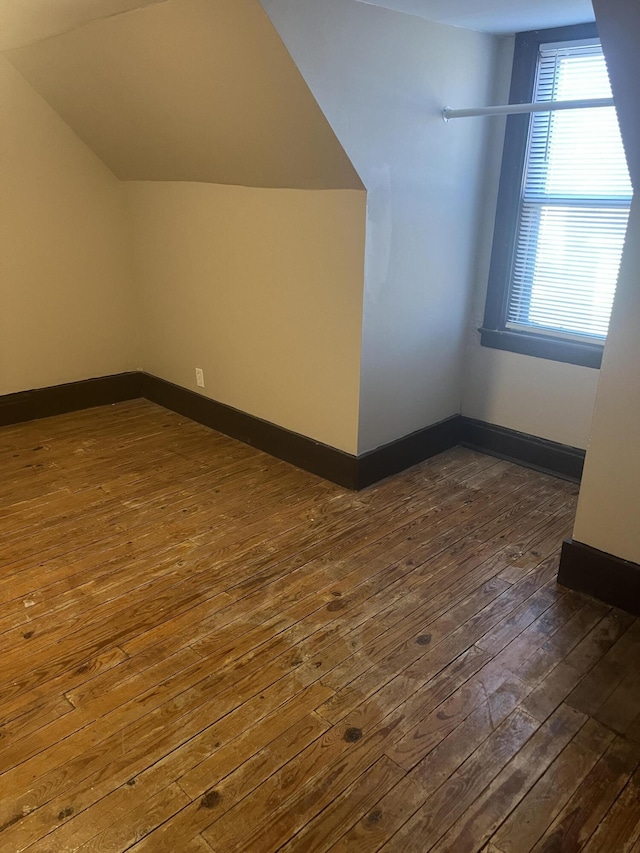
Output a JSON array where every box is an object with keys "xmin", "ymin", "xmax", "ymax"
[
  {"xmin": 354, "ymin": 0, "xmax": 594, "ymax": 35},
  {"xmin": 0, "ymin": 0, "xmax": 164, "ymax": 50},
  {"xmin": 4, "ymin": 0, "xmax": 363, "ymax": 188}
]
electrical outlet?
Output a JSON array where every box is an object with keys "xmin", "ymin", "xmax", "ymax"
[{"xmin": 195, "ymin": 368, "xmax": 205, "ymax": 388}]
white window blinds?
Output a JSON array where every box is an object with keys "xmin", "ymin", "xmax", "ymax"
[{"xmin": 507, "ymin": 41, "xmax": 633, "ymax": 343}]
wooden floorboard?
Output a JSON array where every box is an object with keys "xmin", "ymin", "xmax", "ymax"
[{"xmin": 1, "ymin": 400, "xmax": 638, "ymax": 853}]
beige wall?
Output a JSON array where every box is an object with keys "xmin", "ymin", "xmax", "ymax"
[
  {"xmin": 573, "ymin": 198, "xmax": 640, "ymax": 563},
  {"xmin": 1, "ymin": 0, "xmax": 365, "ymax": 451},
  {"xmin": 0, "ymin": 0, "xmax": 163, "ymax": 50},
  {"xmin": 463, "ymin": 349, "xmax": 600, "ymax": 449},
  {"xmin": 126, "ymin": 181, "xmax": 366, "ymax": 454},
  {"xmin": 572, "ymin": 0, "xmax": 640, "ymax": 564},
  {"xmin": 263, "ymin": 0, "xmax": 499, "ymax": 453},
  {"xmin": 6, "ymin": 0, "xmax": 362, "ymax": 190},
  {"xmin": 0, "ymin": 56, "xmax": 137, "ymax": 396}
]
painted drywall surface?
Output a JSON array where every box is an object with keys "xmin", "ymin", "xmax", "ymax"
[
  {"xmin": 262, "ymin": 0, "xmax": 499, "ymax": 453},
  {"xmin": 591, "ymin": 0, "xmax": 640, "ymax": 187},
  {"xmin": 0, "ymin": 0, "xmax": 164, "ymax": 50},
  {"xmin": 6, "ymin": 0, "xmax": 362, "ymax": 190},
  {"xmin": 460, "ymin": 35, "xmax": 600, "ymax": 450},
  {"xmin": 351, "ymin": 0, "xmax": 594, "ymax": 35},
  {"xmin": 572, "ymin": 0, "xmax": 640, "ymax": 563},
  {"xmin": 0, "ymin": 56, "xmax": 137, "ymax": 396},
  {"xmin": 126, "ymin": 182, "xmax": 366, "ymax": 455},
  {"xmin": 462, "ymin": 349, "xmax": 600, "ymax": 448},
  {"xmin": 573, "ymin": 197, "xmax": 640, "ymax": 562}
]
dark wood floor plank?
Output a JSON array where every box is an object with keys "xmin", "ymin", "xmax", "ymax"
[
  {"xmin": 392, "ymin": 704, "xmax": 587, "ymax": 853},
  {"xmin": 0, "ymin": 402, "xmax": 637, "ymax": 853},
  {"xmin": 582, "ymin": 766, "xmax": 640, "ymax": 852},
  {"xmin": 490, "ymin": 718, "xmax": 615, "ymax": 852},
  {"xmin": 333, "ymin": 698, "xmax": 537, "ymax": 852},
  {"xmin": 129, "ymin": 713, "xmax": 332, "ymax": 853},
  {"xmin": 530, "ymin": 736, "xmax": 640, "ymax": 853},
  {"xmin": 276, "ymin": 756, "xmax": 405, "ymax": 853},
  {"xmin": 377, "ymin": 707, "xmax": 542, "ymax": 853},
  {"xmin": 521, "ymin": 608, "xmax": 635, "ymax": 723},
  {"xmin": 566, "ymin": 621, "xmax": 640, "ymax": 720},
  {"xmin": 26, "ymin": 686, "xmax": 332, "ymax": 852}
]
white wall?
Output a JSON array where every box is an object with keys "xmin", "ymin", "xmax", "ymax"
[
  {"xmin": 262, "ymin": 0, "xmax": 499, "ymax": 453},
  {"xmin": 461, "ymin": 35, "xmax": 600, "ymax": 450},
  {"xmin": 0, "ymin": 55, "xmax": 137, "ymax": 396},
  {"xmin": 572, "ymin": 0, "xmax": 640, "ymax": 564},
  {"xmin": 126, "ymin": 181, "xmax": 367, "ymax": 454}
]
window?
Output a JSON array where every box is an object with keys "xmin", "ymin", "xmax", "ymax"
[{"xmin": 481, "ymin": 24, "xmax": 633, "ymax": 368}]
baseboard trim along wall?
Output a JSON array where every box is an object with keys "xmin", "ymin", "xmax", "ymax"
[
  {"xmin": 140, "ymin": 373, "xmax": 359, "ymax": 489},
  {"xmin": 459, "ymin": 417, "xmax": 585, "ymax": 482},
  {"xmin": 356, "ymin": 416, "xmax": 463, "ymax": 489},
  {"xmin": 0, "ymin": 372, "xmax": 586, "ymax": 489},
  {"xmin": 0, "ymin": 373, "xmax": 142, "ymax": 428},
  {"xmin": 558, "ymin": 539, "xmax": 640, "ymax": 616}
]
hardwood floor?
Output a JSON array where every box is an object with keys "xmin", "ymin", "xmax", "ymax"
[{"xmin": 0, "ymin": 400, "xmax": 638, "ymax": 853}]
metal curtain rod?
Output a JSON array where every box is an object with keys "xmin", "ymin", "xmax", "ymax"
[{"xmin": 442, "ymin": 97, "xmax": 614, "ymax": 122}]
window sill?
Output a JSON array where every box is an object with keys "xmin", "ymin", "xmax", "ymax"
[{"xmin": 479, "ymin": 328, "xmax": 603, "ymax": 369}]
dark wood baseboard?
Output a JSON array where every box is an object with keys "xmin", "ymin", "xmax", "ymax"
[
  {"xmin": 141, "ymin": 378, "xmax": 464, "ymax": 489},
  {"xmin": 558, "ymin": 539, "xmax": 640, "ymax": 616},
  {"xmin": 356, "ymin": 416, "xmax": 462, "ymax": 489},
  {"xmin": 140, "ymin": 373, "xmax": 359, "ymax": 489},
  {"xmin": 0, "ymin": 372, "xmax": 586, "ymax": 489},
  {"xmin": 460, "ymin": 417, "xmax": 585, "ymax": 482},
  {"xmin": 0, "ymin": 373, "xmax": 142, "ymax": 428},
  {"xmin": 142, "ymin": 375, "xmax": 465, "ymax": 489},
  {"xmin": 359, "ymin": 416, "xmax": 584, "ymax": 489}
]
